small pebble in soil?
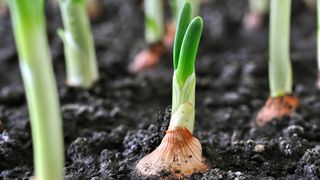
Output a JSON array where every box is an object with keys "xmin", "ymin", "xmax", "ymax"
[
  {"xmin": 222, "ymin": 92, "xmax": 243, "ymax": 106},
  {"xmin": 254, "ymin": 144, "xmax": 265, "ymax": 153}
]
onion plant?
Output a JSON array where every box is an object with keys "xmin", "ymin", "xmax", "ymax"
[
  {"xmin": 58, "ymin": 0, "xmax": 99, "ymax": 88},
  {"xmin": 128, "ymin": 0, "xmax": 165, "ymax": 73},
  {"xmin": 256, "ymin": 0, "xmax": 298, "ymax": 127},
  {"xmin": 136, "ymin": 2, "xmax": 207, "ymax": 177},
  {"xmin": 8, "ymin": 0, "xmax": 64, "ymax": 179}
]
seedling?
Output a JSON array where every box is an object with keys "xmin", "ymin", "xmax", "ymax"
[
  {"xmin": 8, "ymin": 0, "xmax": 64, "ymax": 180},
  {"xmin": 128, "ymin": 0, "xmax": 165, "ymax": 73},
  {"xmin": 136, "ymin": 2, "xmax": 207, "ymax": 177},
  {"xmin": 243, "ymin": 0, "xmax": 269, "ymax": 30},
  {"xmin": 58, "ymin": 0, "xmax": 99, "ymax": 88},
  {"xmin": 256, "ymin": 0, "xmax": 298, "ymax": 127}
]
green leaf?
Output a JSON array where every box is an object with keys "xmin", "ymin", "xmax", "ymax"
[
  {"xmin": 173, "ymin": 2, "xmax": 192, "ymax": 70},
  {"xmin": 176, "ymin": 17, "xmax": 203, "ymax": 85},
  {"xmin": 8, "ymin": 0, "xmax": 44, "ymax": 26}
]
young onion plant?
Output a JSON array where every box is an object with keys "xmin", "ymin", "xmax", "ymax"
[
  {"xmin": 58, "ymin": 0, "xmax": 99, "ymax": 88},
  {"xmin": 129, "ymin": 0, "xmax": 165, "ymax": 73},
  {"xmin": 256, "ymin": 0, "xmax": 298, "ymax": 127},
  {"xmin": 136, "ymin": 2, "xmax": 207, "ymax": 177},
  {"xmin": 8, "ymin": 0, "xmax": 64, "ymax": 179}
]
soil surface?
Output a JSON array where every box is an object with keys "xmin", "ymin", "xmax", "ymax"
[{"xmin": 1, "ymin": 0, "xmax": 320, "ymax": 179}]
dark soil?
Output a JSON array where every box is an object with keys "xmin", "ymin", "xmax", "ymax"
[{"xmin": 1, "ymin": 0, "xmax": 320, "ymax": 179}]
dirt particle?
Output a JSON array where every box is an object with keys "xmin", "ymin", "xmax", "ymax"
[{"xmin": 254, "ymin": 144, "xmax": 265, "ymax": 153}]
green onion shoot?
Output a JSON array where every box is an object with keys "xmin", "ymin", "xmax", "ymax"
[
  {"xmin": 58, "ymin": 0, "xmax": 99, "ymax": 88},
  {"xmin": 129, "ymin": 0, "xmax": 166, "ymax": 73},
  {"xmin": 8, "ymin": 0, "xmax": 64, "ymax": 179},
  {"xmin": 144, "ymin": 0, "xmax": 164, "ymax": 45},
  {"xmin": 136, "ymin": 2, "xmax": 207, "ymax": 177},
  {"xmin": 256, "ymin": 0, "xmax": 298, "ymax": 127}
]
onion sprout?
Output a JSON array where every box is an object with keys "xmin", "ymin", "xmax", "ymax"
[
  {"xmin": 8, "ymin": 0, "xmax": 64, "ymax": 179},
  {"xmin": 144, "ymin": 0, "xmax": 164, "ymax": 44},
  {"xmin": 136, "ymin": 2, "xmax": 206, "ymax": 177},
  {"xmin": 58, "ymin": 0, "xmax": 99, "ymax": 88},
  {"xmin": 256, "ymin": 0, "xmax": 298, "ymax": 127},
  {"xmin": 269, "ymin": 0, "xmax": 292, "ymax": 97}
]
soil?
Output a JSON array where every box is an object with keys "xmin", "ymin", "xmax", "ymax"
[{"xmin": 1, "ymin": 0, "xmax": 320, "ymax": 179}]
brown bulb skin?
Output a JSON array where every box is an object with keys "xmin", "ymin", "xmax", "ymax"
[
  {"xmin": 256, "ymin": 95, "xmax": 298, "ymax": 127},
  {"xmin": 136, "ymin": 127, "xmax": 207, "ymax": 178},
  {"xmin": 129, "ymin": 42, "xmax": 165, "ymax": 74}
]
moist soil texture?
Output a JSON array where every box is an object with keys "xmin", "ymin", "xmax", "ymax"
[{"xmin": 1, "ymin": 0, "xmax": 320, "ymax": 179}]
